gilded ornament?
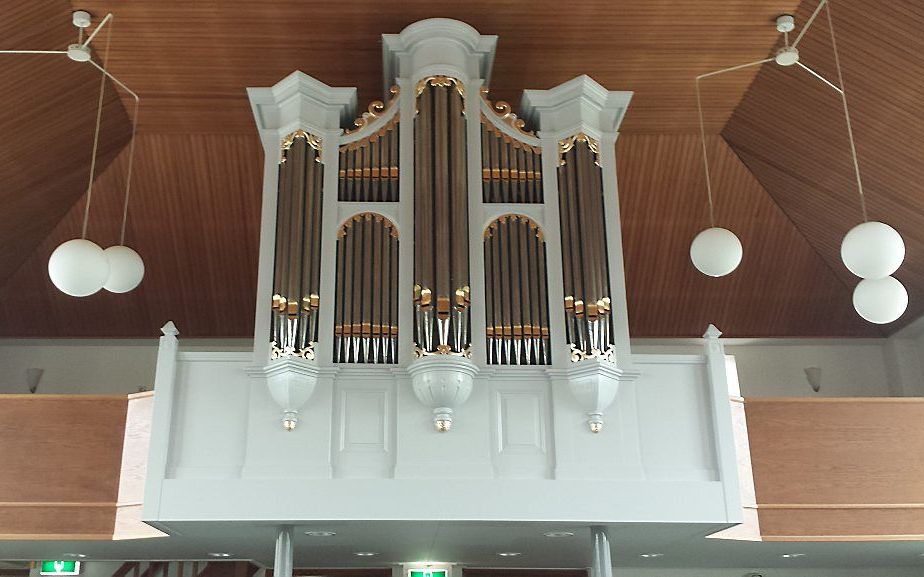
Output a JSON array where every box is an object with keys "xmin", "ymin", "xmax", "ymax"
[
  {"xmin": 346, "ymin": 85, "xmax": 400, "ymax": 135},
  {"xmin": 558, "ymin": 132, "xmax": 601, "ymax": 166},
  {"xmin": 480, "ymin": 87, "xmax": 535, "ymax": 138},
  {"xmin": 279, "ymin": 129, "xmax": 322, "ymax": 164}
]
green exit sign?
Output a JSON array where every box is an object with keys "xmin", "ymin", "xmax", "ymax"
[
  {"xmin": 40, "ymin": 561, "xmax": 81, "ymax": 576},
  {"xmin": 410, "ymin": 571, "xmax": 446, "ymax": 577}
]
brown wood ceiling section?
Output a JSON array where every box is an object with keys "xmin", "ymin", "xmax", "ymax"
[
  {"xmin": 618, "ymin": 133, "xmax": 877, "ymax": 337},
  {"xmin": 72, "ymin": 0, "xmax": 798, "ymax": 134},
  {"xmin": 0, "ymin": 0, "xmax": 917, "ymax": 338},
  {"xmin": 0, "ymin": 133, "xmax": 262, "ymax": 337},
  {"xmin": 724, "ymin": 0, "xmax": 924, "ymax": 332},
  {"xmin": 0, "ymin": 1, "xmax": 132, "ymax": 285}
]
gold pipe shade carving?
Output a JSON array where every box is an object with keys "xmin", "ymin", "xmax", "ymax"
[
  {"xmin": 414, "ymin": 77, "xmax": 471, "ymax": 357},
  {"xmin": 346, "ymin": 85, "xmax": 400, "ymax": 134},
  {"xmin": 558, "ymin": 137, "xmax": 615, "ymax": 362},
  {"xmin": 334, "ymin": 213, "xmax": 399, "ymax": 363},
  {"xmin": 338, "ymin": 115, "xmax": 400, "ymax": 202},
  {"xmin": 271, "ymin": 132, "xmax": 324, "ymax": 360},
  {"xmin": 484, "ymin": 214, "xmax": 551, "ymax": 365}
]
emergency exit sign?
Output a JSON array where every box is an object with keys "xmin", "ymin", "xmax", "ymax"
[
  {"xmin": 40, "ymin": 561, "xmax": 81, "ymax": 576},
  {"xmin": 410, "ymin": 571, "xmax": 446, "ymax": 577}
]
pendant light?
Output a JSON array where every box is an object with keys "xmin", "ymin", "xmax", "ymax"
[
  {"xmin": 692, "ymin": 1, "xmax": 906, "ymax": 323},
  {"xmin": 812, "ymin": 0, "xmax": 906, "ymax": 322},
  {"xmin": 2, "ymin": 11, "xmax": 143, "ymax": 297}
]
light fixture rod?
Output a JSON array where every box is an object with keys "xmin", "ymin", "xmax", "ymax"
[
  {"xmin": 0, "ymin": 50, "xmax": 67, "ymax": 55},
  {"xmin": 81, "ymin": 13, "xmax": 112, "ymax": 48},
  {"xmin": 695, "ymin": 57, "xmax": 773, "ymax": 227},
  {"xmin": 795, "ymin": 61, "xmax": 843, "ymax": 94},
  {"xmin": 695, "ymin": 57, "xmax": 774, "ymax": 82},
  {"xmin": 87, "ymin": 59, "xmax": 139, "ymax": 101},
  {"xmin": 118, "ymin": 95, "xmax": 139, "ymax": 245},
  {"xmin": 824, "ymin": 0, "xmax": 867, "ymax": 222},
  {"xmin": 792, "ymin": 0, "xmax": 828, "ymax": 49},
  {"xmin": 80, "ymin": 18, "xmax": 112, "ymax": 240}
]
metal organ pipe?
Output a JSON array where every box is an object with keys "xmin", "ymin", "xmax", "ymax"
[
  {"xmin": 557, "ymin": 135, "xmax": 614, "ymax": 360},
  {"xmin": 334, "ymin": 213, "xmax": 399, "ymax": 363},
  {"xmin": 414, "ymin": 77, "xmax": 470, "ymax": 356},
  {"xmin": 271, "ymin": 131, "xmax": 323, "ymax": 360},
  {"xmin": 483, "ymin": 215, "xmax": 551, "ymax": 365}
]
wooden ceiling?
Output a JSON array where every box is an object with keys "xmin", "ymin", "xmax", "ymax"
[{"xmin": 0, "ymin": 0, "xmax": 919, "ymax": 338}]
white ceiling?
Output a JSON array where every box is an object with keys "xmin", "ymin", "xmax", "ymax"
[{"xmin": 1, "ymin": 521, "xmax": 923, "ymax": 573}]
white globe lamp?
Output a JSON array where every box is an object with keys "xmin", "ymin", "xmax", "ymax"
[
  {"xmin": 48, "ymin": 239, "xmax": 110, "ymax": 297},
  {"xmin": 103, "ymin": 245, "xmax": 145, "ymax": 293},
  {"xmin": 840, "ymin": 221, "xmax": 904, "ymax": 279},
  {"xmin": 853, "ymin": 276, "xmax": 908, "ymax": 324},
  {"xmin": 690, "ymin": 227, "xmax": 743, "ymax": 277}
]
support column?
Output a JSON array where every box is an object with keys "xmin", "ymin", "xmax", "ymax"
[
  {"xmin": 273, "ymin": 526, "xmax": 294, "ymax": 577},
  {"xmin": 590, "ymin": 526, "xmax": 613, "ymax": 577}
]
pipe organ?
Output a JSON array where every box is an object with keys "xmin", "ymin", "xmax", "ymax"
[
  {"xmin": 270, "ymin": 131, "xmax": 323, "ymax": 360},
  {"xmin": 413, "ymin": 77, "xmax": 470, "ymax": 357},
  {"xmin": 557, "ymin": 134, "xmax": 615, "ymax": 361},
  {"xmin": 250, "ymin": 18, "xmax": 635, "ymax": 432}
]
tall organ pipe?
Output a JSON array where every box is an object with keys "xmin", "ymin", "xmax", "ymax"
[
  {"xmin": 413, "ymin": 77, "xmax": 470, "ymax": 356},
  {"xmin": 483, "ymin": 215, "xmax": 551, "ymax": 365},
  {"xmin": 271, "ymin": 132, "xmax": 323, "ymax": 359},
  {"xmin": 334, "ymin": 213, "xmax": 400, "ymax": 363},
  {"xmin": 557, "ymin": 137, "xmax": 613, "ymax": 359}
]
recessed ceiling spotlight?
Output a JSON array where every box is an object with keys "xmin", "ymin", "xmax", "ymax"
[
  {"xmin": 781, "ymin": 553, "xmax": 806, "ymax": 559},
  {"xmin": 543, "ymin": 531, "xmax": 575, "ymax": 538},
  {"xmin": 305, "ymin": 531, "xmax": 337, "ymax": 537},
  {"xmin": 354, "ymin": 552, "xmax": 378, "ymax": 557},
  {"xmin": 64, "ymin": 554, "xmax": 87, "ymax": 559},
  {"xmin": 498, "ymin": 552, "xmax": 522, "ymax": 557},
  {"xmin": 208, "ymin": 553, "xmax": 233, "ymax": 558},
  {"xmin": 639, "ymin": 553, "xmax": 664, "ymax": 559}
]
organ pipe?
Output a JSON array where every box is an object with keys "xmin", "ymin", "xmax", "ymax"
[
  {"xmin": 333, "ymin": 213, "xmax": 399, "ymax": 363},
  {"xmin": 338, "ymin": 116, "xmax": 400, "ymax": 202},
  {"xmin": 484, "ymin": 215, "xmax": 551, "ymax": 365},
  {"xmin": 557, "ymin": 134, "xmax": 615, "ymax": 360},
  {"xmin": 271, "ymin": 131, "xmax": 324, "ymax": 360},
  {"xmin": 413, "ymin": 76, "xmax": 471, "ymax": 356}
]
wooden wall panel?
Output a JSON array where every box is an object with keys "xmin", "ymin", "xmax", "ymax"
[
  {"xmin": 746, "ymin": 398, "xmax": 924, "ymax": 540},
  {"xmin": 0, "ymin": 395, "xmax": 127, "ymax": 539}
]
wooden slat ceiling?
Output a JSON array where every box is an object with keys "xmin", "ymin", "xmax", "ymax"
[
  {"xmin": 724, "ymin": 0, "xmax": 924, "ymax": 333},
  {"xmin": 0, "ymin": 0, "xmax": 918, "ymax": 338},
  {"xmin": 0, "ymin": 0, "xmax": 131, "ymax": 285}
]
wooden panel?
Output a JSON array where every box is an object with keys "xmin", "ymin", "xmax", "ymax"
[
  {"xmin": 68, "ymin": 0, "xmax": 798, "ymax": 134},
  {"xmin": 617, "ymin": 134, "xmax": 878, "ymax": 337},
  {"xmin": 746, "ymin": 398, "xmax": 924, "ymax": 540},
  {"xmin": 724, "ymin": 0, "xmax": 924, "ymax": 333},
  {"xmin": 0, "ymin": 395, "xmax": 127, "ymax": 538}
]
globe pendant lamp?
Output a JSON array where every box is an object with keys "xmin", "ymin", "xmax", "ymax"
[
  {"xmin": 853, "ymin": 276, "xmax": 908, "ymax": 325},
  {"xmin": 690, "ymin": 227, "xmax": 742, "ymax": 278},
  {"xmin": 1, "ymin": 12, "xmax": 145, "ymax": 296},
  {"xmin": 840, "ymin": 221, "xmax": 904, "ymax": 279}
]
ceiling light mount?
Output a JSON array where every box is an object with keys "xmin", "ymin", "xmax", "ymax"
[
  {"xmin": 72, "ymin": 10, "xmax": 92, "ymax": 29},
  {"xmin": 775, "ymin": 14, "xmax": 796, "ymax": 33},
  {"xmin": 774, "ymin": 46, "xmax": 800, "ymax": 66},
  {"xmin": 66, "ymin": 43, "xmax": 92, "ymax": 62}
]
